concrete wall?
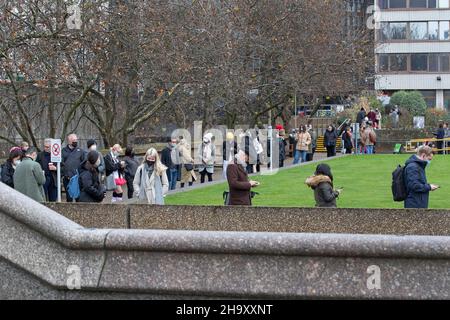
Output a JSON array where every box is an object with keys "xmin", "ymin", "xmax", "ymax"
[
  {"xmin": 0, "ymin": 183, "xmax": 449, "ymax": 299},
  {"xmin": 45, "ymin": 203, "xmax": 450, "ymax": 236}
]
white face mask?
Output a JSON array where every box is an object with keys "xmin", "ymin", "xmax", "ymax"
[
  {"xmin": 13, "ymin": 160, "xmax": 21, "ymax": 166},
  {"xmin": 90, "ymin": 145, "xmax": 97, "ymax": 151}
]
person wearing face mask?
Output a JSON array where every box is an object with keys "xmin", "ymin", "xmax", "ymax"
[
  {"xmin": 86, "ymin": 139, "xmax": 105, "ymax": 178},
  {"xmin": 13, "ymin": 147, "xmax": 46, "ymax": 202},
  {"xmin": 133, "ymin": 148, "xmax": 169, "ymax": 205},
  {"xmin": 62, "ymin": 133, "xmax": 86, "ymax": 202},
  {"xmin": 226, "ymin": 150, "xmax": 259, "ymax": 206},
  {"xmin": 36, "ymin": 139, "xmax": 58, "ymax": 202},
  {"xmin": 198, "ymin": 133, "xmax": 216, "ymax": 184},
  {"xmin": 78, "ymin": 151, "xmax": 107, "ymax": 203},
  {"xmin": 1, "ymin": 147, "xmax": 23, "ymax": 189},
  {"xmin": 404, "ymin": 145, "xmax": 439, "ymax": 209},
  {"xmin": 104, "ymin": 144, "xmax": 125, "ymax": 203},
  {"xmin": 161, "ymin": 138, "xmax": 180, "ymax": 191}
]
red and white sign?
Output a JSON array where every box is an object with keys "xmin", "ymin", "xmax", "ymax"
[{"xmin": 50, "ymin": 139, "xmax": 62, "ymax": 163}]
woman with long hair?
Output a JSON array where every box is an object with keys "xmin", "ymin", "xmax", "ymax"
[{"xmin": 133, "ymin": 148, "xmax": 169, "ymax": 205}]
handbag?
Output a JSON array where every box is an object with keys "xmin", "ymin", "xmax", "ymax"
[
  {"xmin": 106, "ymin": 174, "xmax": 117, "ymax": 191},
  {"xmin": 184, "ymin": 163, "xmax": 194, "ymax": 171},
  {"xmin": 114, "ymin": 177, "xmax": 127, "ymax": 186}
]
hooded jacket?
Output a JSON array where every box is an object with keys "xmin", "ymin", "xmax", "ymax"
[
  {"xmin": 404, "ymin": 155, "xmax": 431, "ymax": 209},
  {"xmin": 305, "ymin": 175, "xmax": 339, "ymax": 208},
  {"xmin": 78, "ymin": 160, "xmax": 106, "ymax": 203}
]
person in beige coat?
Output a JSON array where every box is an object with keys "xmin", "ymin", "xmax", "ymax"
[
  {"xmin": 133, "ymin": 148, "xmax": 169, "ymax": 205},
  {"xmin": 293, "ymin": 126, "xmax": 311, "ymax": 164},
  {"xmin": 178, "ymin": 138, "xmax": 197, "ymax": 188}
]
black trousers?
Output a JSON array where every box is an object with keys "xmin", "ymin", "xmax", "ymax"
[
  {"xmin": 326, "ymin": 146, "xmax": 336, "ymax": 158},
  {"xmin": 126, "ymin": 177, "xmax": 134, "ymax": 199},
  {"xmin": 200, "ymin": 169, "xmax": 213, "ymax": 184}
]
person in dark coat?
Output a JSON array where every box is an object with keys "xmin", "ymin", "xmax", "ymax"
[
  {"xmin": 36, "ymin": 139, "xmax": 58, "ymax": 202},
  {"xmin": 305, "ymin": 163, "xmax": 341, "ymax": 208},
  {"xmin": 61, "ymin": 134, "xmax": 85, "ymax": 202},
  {"xmin": 78, "ymin": 151, "xmax": 106, "ymax": 203},
  {"xmin": 124, "ymin": 146, "xmax": 140, "ymax": 199},
  {"xmin": 324, "ymin": 125, "xmax": 338, "ymax": 157},
  {"xmin": 434, "ymin": 123, "xmax": 446, "ymax": 155},
  {"xmin": 1, "ymin": 147, "xmax": 23, "ymax": 188},
  {"xmin": 342, "ymin": 128, "xmax": 354, "ymax": 155},
  {"xmin": 404, "ymin": 146, "xmax": 439, "ymax": 209},
  {"xmin": 356, "ymin": 108, "xmax": 366, "ymax": 125},
  {"xmin": 226, "ymin": 150, "xmax": 259, "ymax": 206}
]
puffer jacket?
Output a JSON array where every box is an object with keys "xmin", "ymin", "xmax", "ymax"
[
  {"xmin": 404, "ymin": 155, "xmax": 431, "ymax": 209},
  {"xmin": 305, "ymin": 175, "xmax": 339, "ymax": 208}
]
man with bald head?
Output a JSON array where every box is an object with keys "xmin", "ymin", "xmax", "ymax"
[{"xmin": 62, "ymin": 133, "xmax": 86, "ymax": 202}]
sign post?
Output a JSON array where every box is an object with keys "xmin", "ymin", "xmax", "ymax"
[{"xmin": 51, "ymin": 139, "xmax": 62, "ymax": 203}]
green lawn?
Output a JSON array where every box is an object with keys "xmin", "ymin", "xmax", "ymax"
[{"xmin": 165, "ymin": 155, "xmax": 450, "ymax": 209}]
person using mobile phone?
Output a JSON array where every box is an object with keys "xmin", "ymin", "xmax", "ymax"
[
  {"xmin": 404, "ymin": 145, "xmax": 438, "ymax": 209},
  {"xmin": 305, "ymin": 163, "xmax": 340, "ymax": 208}
]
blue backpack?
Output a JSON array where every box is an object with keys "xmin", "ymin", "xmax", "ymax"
[{"xmin": 68, "ymin": 170, "xmax": 80, "ymax": 199}]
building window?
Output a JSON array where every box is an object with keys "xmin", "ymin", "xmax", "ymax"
[
  {"xmin": 410, "ymin": 0, "xmax": 428, "ymax": 7},
  {"xmin": 444, "ymin": 91, "xmax": 450, "ymax": 110},
  {"xmin": 419, "ymin": 91, "xmax": 436, "ymax": 108},
  {"xmin": 389, "ymin": 0, "xmax": 408, "ymax": 7},
  {"xmin": 429, "ymin": 21, "xmax": 439, "ymax": 40},
  {"xmin": 390, "ymin": 23, "xmax": 408, "ymax": 39},
  {"xmin": 411, "ymin": 54, "xmax": 428, "ymax": 71},
  {"xmin": 410, "ymin": 22, "xmax": 428, "ymax": 40},
  {"xmin": 390, "ymin": 54, "xmax": 408, "ymax": 71},
  {"xmin": 379, "ymin": 55, "xmax": 390, "ymax": 72},
  {"xmin": 429, "ymin": 54, "xmax": 440, "ymax": 71},
  {"xmin": 429, "ymin": 0, "xmax": 438, "ymax": 7},
  {"xmin": 440, "ymin": 54, "xmax": 450, "ymax": 71},
  {"xmin": 439, "ymin": 0, "xmax": 450, "ymax": 8},
  {"xmin": 440, "ymin": 21, "xmax": 450, "ymax": 40}
]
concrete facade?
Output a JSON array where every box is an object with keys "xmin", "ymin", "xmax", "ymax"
[
  {"xmin": 1, "ymin": 183, "xmax": 449, "ymax": 299},
  {"xmin": 375, "ymin": 3, "xmax": 450, "ymax": 109}
]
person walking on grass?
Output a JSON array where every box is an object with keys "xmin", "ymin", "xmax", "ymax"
[
  {"xmin": 133, "ymin": 148, "xmax": 169, "ymax": 205},
  {"xmin": 305, "ymin": 163, "xmax": 342, "ymax": 208},
  {"xmin": 404, "ymin": 145, "xmax": 439, "ymax": 209},
  {"xmin": 226, "ymin": 150, "xmax": 259, "ymax": 206}
]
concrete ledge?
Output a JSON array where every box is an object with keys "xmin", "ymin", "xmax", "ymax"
[
  {"xmin": 1, "ymin": 182, "xmax": 449, "ymax": 299},
  {"xmin": 45, "ymin": 203, "xmax": 450, "ymax": 236}
]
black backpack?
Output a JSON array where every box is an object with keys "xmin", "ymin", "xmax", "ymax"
[{"xmin": 392, "ymin": 165, "xmax": 407, "ymax": 202}]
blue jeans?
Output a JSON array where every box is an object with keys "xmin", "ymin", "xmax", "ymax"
[
  {"xmin": 169, "ymin": 168, "xmax": 178, "ymax": 190},
  {"xmin": 366, "ymin": 145, "xmax": 374, "ymax": 155},
  {"xmin": 293, "ymin": 150, "xmax": 307, "ymax": 164}
]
